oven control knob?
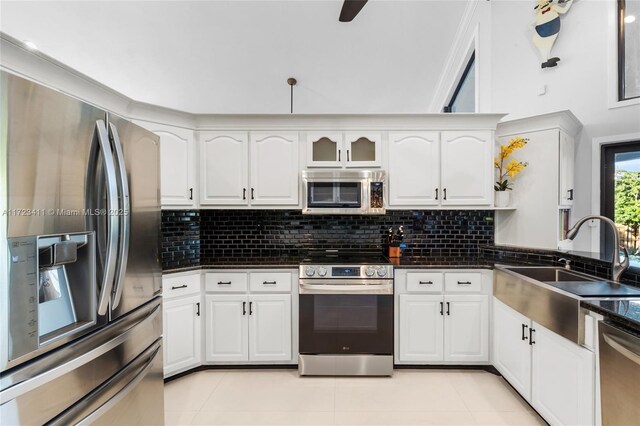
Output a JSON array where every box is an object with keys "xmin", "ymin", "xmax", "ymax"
[
  {"xmin": 317, "ymin": 267, "xmax": 328, "ymax": 277},
  {"xmin": 305, "ymin": 266, "xmax": 316, "ymax": 277},
  {"xmin": 377, "ymin": 267, "xmax": 388, "ymax": 277},
  {"xmin": 365, "ymin": 267, "xmax": 376, "ymax": 277}
]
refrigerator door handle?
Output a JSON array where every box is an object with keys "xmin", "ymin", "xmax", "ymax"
[
  {"xmin": 108, "ymin": 123, "xmax": 131, "ymax": 309},
  {"xmin": 48, "ymin": 340, "xmax": 161, "ymax": 426},
  {"xmin": 0, "ymin": 300, "xmax": 161, "ymax": 402},
  {"xmin": 91, "ymin": 120, "xmax": 120, "ymax": 316}
]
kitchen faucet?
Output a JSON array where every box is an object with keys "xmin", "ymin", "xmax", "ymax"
[{"xmin": 565, "ymin": 215, "xmax": 630, "ymax": 282}]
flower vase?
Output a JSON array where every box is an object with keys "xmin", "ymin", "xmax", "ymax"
[{"xmin": 495, "ymin": 191, "xmax": 510, "ymax": 207}]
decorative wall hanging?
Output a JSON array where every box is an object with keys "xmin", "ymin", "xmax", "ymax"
[{"xmin": 532, "ymin": 0, "xmax": 575, "ymax": 68}]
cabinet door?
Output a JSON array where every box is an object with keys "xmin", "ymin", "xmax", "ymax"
[
  {"xmin": 135, "ymin": 122, "xmax": 196, "ymax": 207},
  {"xmin": 531, "ymin": 322, "xmax": 594, "ymax": 426},
  {"xmin": 163, "ymin": 295, "xmax": 201, "ymax": 377},
  {"xmin": 441, "ymin": 131, "xmax": 492, "ymax": 205},
  {"xmin": 248, "ymin": 294, "xmax": 292, "ymax": 362},
  {"xmin": 250, "ymin": 132, "xmax": 299, "ymax": 205},
  {"xmin": 307, "ymin": 132, "xmax": 343, "ymax": 167},
  {"xmin": 205, "ymin": 294, "xmax": 248, "ymax": 362},
  {"xmin": 344, "ymin": 132, "xmax": 382, "ymax": 168},
  {"xmin": 493, "ymin": 298, "xmax": 532, "ymax": 400},
  {"xmin": 558, "ymin": 132, "xmax": 575, "ymax": 206},
  {"xmin": 444, "ymin": 295, "xmax": 488, "ymax": 362},
  {"xmin": 200, "ymin": 132, "xmax": 248, "ymax": 205},
  {"xmin": 388, "ymin": 132, "xmax": 440, "ymax": 206},
  {"xmin": 398, "ymin": 294, "xmax": 444, "ymax": 362}
]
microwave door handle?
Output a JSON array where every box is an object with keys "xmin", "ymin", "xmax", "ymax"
[
  {"xmin": 108, "ymin": 123, "xmax": 130, "ymax": 309},
  {"xmin": 91, "ymin": 120, "xmax": 119, "ymax": 316}
]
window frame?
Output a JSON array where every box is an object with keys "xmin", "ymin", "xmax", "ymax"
[
  {"xmin": 600, "ymin": 140, "xmax": 640, "ymax": 272},
  {"xmin": 444, "ymin": 51, "xmax": 476, "ymax": 113},
  {"xmin": 617, "ymin": 0, "xmax": 640, "ymax": 102}
]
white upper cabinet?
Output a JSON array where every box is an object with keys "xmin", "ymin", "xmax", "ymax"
[
  {"xmin": 307, "ymin": 132, "xmax": 343, "ymax": 167},
  {"xmin": 388, "ymin": 132, "xmax": 440, "ymax": 206},
  {"xmin": 200, "ymin": 132, "xmax": 248, "ymax": 205},
  {"xmin": 250, "ymin": 132, "xmax": 299, "ymax": 205},
  {"xmin": 344, "ymin": 132, "xmax": 382, "ymax": 168},
  {"xmin": 440, "ymin": 131, "xmax": 492, "ymax": 205},
  {"xmin": 306, "ymin": 131, "xmax": 381, "ymax": 168},
  {"xmin": 134, "ymin": 121, "xmax": 196, "ymax": 208},
  {"xmin": 558, "ymin": 132, "xmax": 575, "ymax": 206}
]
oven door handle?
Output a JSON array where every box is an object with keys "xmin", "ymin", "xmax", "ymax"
[{"xmin": 299, "ymin": 283, "xmax": 393, "ymax": 295}]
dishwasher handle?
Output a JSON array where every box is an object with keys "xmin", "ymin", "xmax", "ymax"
[{"xmin": 602, "ymin": 332, "xmax": 640, "ymax": 366}]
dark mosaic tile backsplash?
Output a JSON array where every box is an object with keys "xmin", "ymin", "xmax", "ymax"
[
  {"xmin": 161, "ymin": 209, "xmax": 495, "ymax": 269},
  {"xmin": 161, "ymin": 210, "xmax": 200, "ymax": 269},
  {"xmin": 199, "ymin": 210, "xmax": 495, "ymax": 263}
]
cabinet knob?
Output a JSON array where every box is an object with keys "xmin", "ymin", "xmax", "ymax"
[
  {"xmin": 243, "ymin": 188, "xmax": 247, "ymax": 200},
  {"xmin": 347, "ymin": 150, "xmax": 350, "ymax": 162},
  {"xmin": 338, "ymin": 150, "xmax": 341, "ymax": 162},
  {"xmin": 443, "ymin": 188, "xmax": 447, "ymax": 200},
  {"xmin": 440, "ymin": 302, "xmax": 444, "ymax": 316},
  {"xmin": 435, "ymin": 188, "xmax": 438, "ymax": 200},
  {"xmin": 446, "ymin": 302, "xmax": 450, "ymax": 315},
  {"xmin": 242, "ymin": 301, "xmax": 246, "ymax": 315},
  {"xmin": 189, "ymin": 187, "xmax": 193, "ymax": 200},
  {"xmin": 251, "ymin": 188, "xmax": 255, "ymax": 200},
  {"xmin": 196, "ymin": 302, "xmax": 200, "ymax": 316},
  {"xmin": 568, "ymin": 189, "xmax": 574, "ymax": 200}
]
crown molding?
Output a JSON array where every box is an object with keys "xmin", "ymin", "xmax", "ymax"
[{"xmin": 496, "ymin": 110, "xmax": 584, "ymax": 138}]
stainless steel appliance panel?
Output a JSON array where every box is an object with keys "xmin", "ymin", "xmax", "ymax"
[
  {"xmin": 298, "ymin": 354, "xmax": 393, "ymax": 376},
  {"xmin": 598, "ymin": 321, "xmax": 640, "ymax": 426},
  {"xmin": 107, "ymin": 114, "xmax": 161, "ymax": 321},
  {"xmin": 2, "ymin": 72, "xmax": 107, "ymax": 237},
  {"xmin": 0, "ymin": 297, "xmax": 161, "ymax": 425},
  {"xmin": 494, "ymin": 267, "xmax": 580, "ymax": 343}
]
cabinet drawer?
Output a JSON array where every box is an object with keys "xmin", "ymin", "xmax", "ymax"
[
  {"xmin": 406, "ymin": 272, "xmax": 443, "ymax": 293},
  {"xmin": 205, "ymin": 272, "xmax": 248, "ymax": 293},
  {"xmin": 444, "ymin": 272, "xmax": 481, "ymax": 292},
  {"xmin": 249, "ymin": 272, "xmax": 292, "ymax": 293},
  {"xmin": 163, "ymin": 273, "xmax": 201, "ymax": 299}
]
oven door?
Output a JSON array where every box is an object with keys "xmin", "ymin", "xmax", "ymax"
[{"xmin": 298, "ymin": 282, "xmax": 393, "ymax": 355}]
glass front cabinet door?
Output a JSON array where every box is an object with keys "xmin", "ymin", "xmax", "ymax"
[
  {"xmin": 344, "ymin": 132, "xmax": 382, "ymax": 168},
  {"xmin": 306, "ymin": 131, "xmax": 381, "ymax": 168}
]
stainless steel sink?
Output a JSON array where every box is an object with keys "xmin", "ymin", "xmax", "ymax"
[
  {"xmin": 496, "ymin": 266, "xmax": 640, "ymax": 345},
  {"xmin": 504, "ymin": 267, "xmax": 596, "ymax": 283}
]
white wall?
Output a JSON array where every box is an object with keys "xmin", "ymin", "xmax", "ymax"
[
  {"xmin": 439, "ymin": 0, "xmax": 640, "ymax": 250},
  {"xmin": 490, "ymin": 0, "xmax": 640, "ymax": 250}
]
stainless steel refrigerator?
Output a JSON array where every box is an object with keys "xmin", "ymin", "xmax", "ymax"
[{"xmin": 0, "ymin": 71, "xmax": 164, "ymax": 425}]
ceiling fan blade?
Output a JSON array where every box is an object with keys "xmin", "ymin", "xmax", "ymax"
[{"xmin": 339, "ymin": 0, "xmax": 368, "ymax": 22}]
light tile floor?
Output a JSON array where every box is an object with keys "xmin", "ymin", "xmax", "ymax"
[{"xmin": 164, "ymin": 369, "xmax": 546, "ymax": 426}]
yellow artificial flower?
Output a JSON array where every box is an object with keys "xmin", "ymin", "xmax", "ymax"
[{"xmin": 505, "ymin": 160, "xmax": 528, "ymax": 178}]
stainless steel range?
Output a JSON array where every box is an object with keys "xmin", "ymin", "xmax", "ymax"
[{"xmin": 298, "ymin": 250, "xmax": 394, "ymax": 376}]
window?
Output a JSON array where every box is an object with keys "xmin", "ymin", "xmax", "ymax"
[
  {"xmin": 601, "ymin": 142, "xmax": 640, "ymax": 270},
  {"xmin": 444, "ymin": 52, "xmax": 475, "ymax": 113},
  {"xmin": 618, "ymin": 0, "xmax": 640, "ymax": 101}
]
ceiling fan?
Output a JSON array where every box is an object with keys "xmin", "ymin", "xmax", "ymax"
[{"xmin": 339, "ymin": 0, "xmax": 368, "ymax": 22}]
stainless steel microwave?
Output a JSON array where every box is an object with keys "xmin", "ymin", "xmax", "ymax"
[{"xmin": 301, "ymin": 170, "xmax": 385, "ymax": 214}]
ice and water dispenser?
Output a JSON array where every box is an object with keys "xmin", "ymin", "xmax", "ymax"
[{"xmin": 6, "ymin": 232, "xmax": 97, "ymax": 363}]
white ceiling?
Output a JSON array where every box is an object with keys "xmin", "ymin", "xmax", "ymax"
[{"xmin": 0, "ymin": 1, "xmax": 469, "ymax": 114}]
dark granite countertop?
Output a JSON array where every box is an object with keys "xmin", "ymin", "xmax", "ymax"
[
  {"xmin": 162, "ymin": 256, "xmax": 552, "ymax": 274},
  {"xmin": 581, "ymin": 299, "xmax": 640, "ymax": 332}
]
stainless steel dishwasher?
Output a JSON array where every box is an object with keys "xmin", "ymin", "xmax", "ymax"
[{"xmin": 598, "ymin": 321, "xmax": 640, "ymax": 425}]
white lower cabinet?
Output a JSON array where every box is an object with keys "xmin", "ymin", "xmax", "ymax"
[
  {"xmin": 248, "ymin": 295, "xmax": 292, "ymax": 362},
  {"xmin": 530, "ymin": 322, "xmax": 594, "ymax": 426},
  {"xmin": 444, "ymin": 295, "xmax": 489, "ymax": 362},
  {"xmin": 399, "ymin": 295, "xmax": 444, "ymax": 362},
  {"xmin": 398, "ymin": 293, "xmax": 489, "ymax": 363},
  {"xmin": 163, "ymin": 295, "xmax": 202, "ymax": 377},
  {"xmin": 205, "ymin": 285, "xmax": 293, "ymax": 363},
  {"xmin": 493, "ymin": 298, "xmax": 595, "ymax": 426},
  {"xmin": 205, "ymin": 294, "xmax": 249, "ymax": 362}
]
